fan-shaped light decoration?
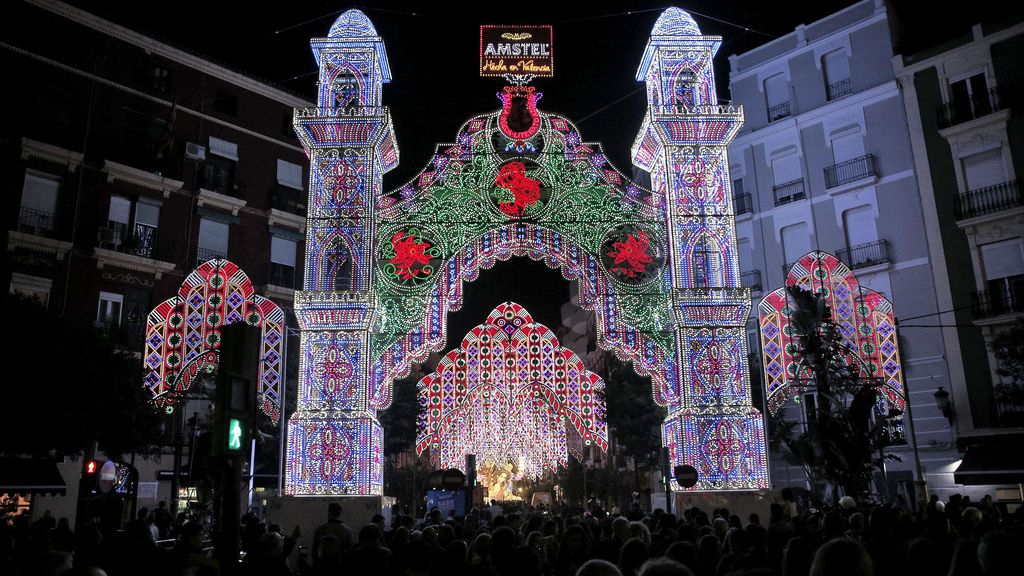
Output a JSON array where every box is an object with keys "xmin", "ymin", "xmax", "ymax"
[
  {"xmin": 416, "ymin": 302, "xmax": 608, "ymax": 478},
  {"xmin": 143, "ymin": 259, "xmax": 285, "ymax": 423},
  {"xmin": 758, "ymin": 251, "xmax": 907, "ymax": 442}
]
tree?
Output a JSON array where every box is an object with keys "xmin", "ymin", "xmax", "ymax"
[
  {"xmin": 769, "ymin": 286, "xmax": 898, "ymax": 501},
  {"xmin": 603, "ymin": 353, "xmax": 666, "ymax": 502},
  {"xmin": 1, "ymin": 294, "xmax": 162, "ymax": 461},
  {"xmin": 990, "ymin": 320, "xmax": 1024, "ymax": 426}
]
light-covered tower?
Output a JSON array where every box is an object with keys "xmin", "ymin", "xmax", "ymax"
[
  {"xmin": 287, "ymin": 10, "xmax": 399, "ymax": 496},
  {"xmin": 632, "ymin": 8, "xmax": 768, "ymax": 490}
]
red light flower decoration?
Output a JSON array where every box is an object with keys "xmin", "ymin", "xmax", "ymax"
[
  {"xmin": 389, "ymin": 231, "xmax": 433, "ymax": 281},
  {"xmin": 494, "ymin": 161, "xmax": 541, "ymax": 217},
  {"xmin": 607, "ymin": 231, "xmax": 653, "ymax": 278}
]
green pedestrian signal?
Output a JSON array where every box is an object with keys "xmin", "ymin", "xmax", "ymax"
[{"xmin": 228, "ymin": 418, "xmax": 243, "ymax": 451}]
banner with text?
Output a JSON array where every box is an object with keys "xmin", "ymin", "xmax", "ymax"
[{"xmin": 480, "ymin": 25, "xmax": 553, "ymax": 77}]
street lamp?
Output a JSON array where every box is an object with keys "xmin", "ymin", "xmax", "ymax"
[{"xmin": 933, "ymin": 387, "xmax": 954, "ymax": 425}]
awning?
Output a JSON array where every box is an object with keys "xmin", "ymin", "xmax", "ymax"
[
  {"xmin": 0, "ymin": 457, "xmax": 67, "ymax": 496},
  {"xmin": 954, "ymin": 444, "xmax": 1024, "ymax": 486}
]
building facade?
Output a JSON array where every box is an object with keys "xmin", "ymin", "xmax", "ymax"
[
  {"xmin": 3, "ymin": 0, "xmax": 309, "ymax": 522},
  {"xmin": 726, "ymin": 0, "xmax": 962, "ymax": 498},
  {"xmin": 894, "ymin": 18, "xmax": 1024, "ymax": 491}
]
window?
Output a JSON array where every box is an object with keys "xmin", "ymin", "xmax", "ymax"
[
  {"xmin": 97, "ymin": 292, "xmax": 124, "ymax": 328},
  {"xmin": 842, "ymin": 206, "xmax": 877, "ymax": 250},
  {"xmin": 826, "ymin": 128, "xmax": 873, "ymax": 188},
  {"xmin": 781, "ymin": 223, "xmax": 812, "ymax": 269},
  {"xmin": 772, "ymin": 153, "xmax": 801, "ymax": 186},
  {"xmin": 963, "ymin": 148, "xmax": 1008, "ymax": 191},
  {"xmin": 822, "ymin": 50, "xmax": 851, "ymax": 100},
  {"xmin": 692, "ymin": 236, "xmax": 722, "ymax": 288},
  {"xmin": 831, "ymin": 129, "xmax": 863, "ymax": 166},
  {"xmin": 152, "ymin": 65, "xmax": 173, "ymax": 93},
  {"xmin": 201, "ymin": 137, "xmax": 239, "ymax": 195},
  {"xmin": 19, "ymin": 171, "xmax": 59, "ymax": 235},
  {"xmin": 772, "ymin": 152, "xmax": 804, "ymax": 205},
  {"xmin": 10, "ymin": 273, "xmax": 51, "ymax": 307},
  {"xmin": 214, "ymin": 88, "xmax": 238, "ymax": 116},
  {"xmin": 277, "ymin": 160, "xmax": 303, "ymax": 190},
  {"xmin": 949, "ymin": 72, "xmax": 992, "ymax": 123},
  {"xmin": 270, "ymin": 236, "xmax": 298, "ymax": 288},
  {"xmin": 981, "ymin": 239, "xmax": 1024, "ymax": 315},
  {"xmin": 764, "ymin": 74, "xmax": 790, "ymax": 121},
  {"xmin": 732, "ymin": 177, "xmax": 752, "ymax": 214},
  {"xmin": 198, "ymin": 218, "xmax": 230, "ymax": 264},
  {"xmin": 101, "ymin": 196, "xmax": 160, "ymax": 258}
]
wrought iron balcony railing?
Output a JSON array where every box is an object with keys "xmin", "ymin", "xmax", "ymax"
[
  {"xmin": 269, "ymin": 263, "xmax": 296, "ymax": 289},
  {"xmin": 271, "ymin": 185, "xmax": 308, "ymax": 216},
  {"xmin": 954, "ymin": 180, "xmax": 1021, "ymax": 220},
  {"xmin": 836, "ymin": 239, "xmax": 890, "ymax": 270},
  {"xmin": 772, "ymin": 178, "xmax": 805, "ymax": 206},
  {"xmin": 197, "ymin": 247, "xmax": 226, "ymax": 266},
  {"xmin": 972, "ymin": 284, "xmax": 1024, "ymax": 319},
  {"xmin": 767, "ymin": 101, "xmax": 791, "ymax": 122},
  {"xmin": 825, "ymin": 154, "xmax": 876, "ymax": 188},
  {"xmin": 826, "ymin": 78, "xmax": 852, "ymax": 101},
  {"xmin": 18, "ymin": 207, "xmax": 56, "ymax": 236},
  {"xmin": 98, "ymin": 222, "xmax": 159, "ymax": 259},
  {"xmin": 937, "ymin": 87, "xmax": 1002, "ymax": 129},
  {"xmin": 741, "ymin": 270, "xmax": 762, "ymax": 293},
  {"xmin": 733, "ymin": 192, "xmax": 753, "ymax": 215}
]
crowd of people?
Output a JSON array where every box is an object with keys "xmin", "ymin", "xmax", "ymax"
[{"xmin": 2, "ymin": 493, "xmax": 1022, "ymax": 576}]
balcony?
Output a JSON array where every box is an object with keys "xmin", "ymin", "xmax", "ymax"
[
  {"xmin": 97, "ymin": 222, "xmax": 160, "ymax": 259},
  {"xmin": 954, "ymin": 180, "xmax": 1021, "ymax": 220},
  {"xmin": 741, "ymin": 270, "xmax": 762, "ymax": 293},
  {"xmin": 937, "ymin": 87, "xmax": 1002, "ymax": 129},
  {"xmin": 995, "ymin": 392, "xmax": 1024, "ymax": 428},
  {"xmin": 197, "ymin": 247, "xmax": 226, "ymax": 266},
  {"xmin": 772, "ymin": 179, "xmax": 805, "ymax": 206},
  {"xmin": 972, "ymin": 284, "xmax": 1024, "ymax": 319},
  {"xmin": 733, "ymin": 192, "xmax": 753, "ymax": 215},
  {"xmin": 836, "ymin": 239, "xmax": 891, "ymax": 270},
  {"xmin": 271, "ymin": 185, "xmax": 307, "ymax": 217},
  {"xmin": 269, "ymin": 263, "xmax": 296, "ymax": 289},
  {"xmin": 767, "ymin": 101, "xmax": 791, "ymax": 123},
  {"xmin": 824, "ymin": 154, "xmax": 876, "ymax": 189},
  {"xmin": 18, "ymin": 207, "xmax": 56, "ymax": 237},
  {"xmin": 826, "ymin": 78, "xmax": 852, "ymax": 101}
]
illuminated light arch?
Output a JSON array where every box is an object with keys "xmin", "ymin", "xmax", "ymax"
[
  {"xmin": 143, "ymin": 259, "xmax": 286, "ymax": 423},
  {"xmin": 758, "ymin": 251, "xmax": 907, "ymax": 441},
  {"xmin": 284, "ymin": 7, "xmax": 769, "ymax": 496},
  {"xmin": 416, "ymin": 302, "xmax": 608, "ymax": 477}
]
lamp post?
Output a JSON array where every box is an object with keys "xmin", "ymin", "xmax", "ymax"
[{"xmin": 934, "ymin": 387, "xmax": 954, "ymax": 425}]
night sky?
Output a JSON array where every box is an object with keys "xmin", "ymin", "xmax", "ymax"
[{"xmin": 57, "ymin": 0, "xmax": 1015, "ymax": 351}]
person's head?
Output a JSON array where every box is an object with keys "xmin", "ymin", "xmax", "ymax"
[
  {"xmin": 977, "ymin": 531, "xmax": 1018, "ymax": 576},
  {"xmin": 328, "ymin": 502, "xmax": 342, "ymax": 520},
  {"xmin": 470, "ymin": 531, "xmax": 491, "ymax": 559},
  {"xmin": 962, "ymin": 507, "xmax": 983, "ymax": 528},
  {"xmin": 638, "ymin": 558, "xmax": 695, "ymax": 576},
  {"xmin": 711, "ymin": 517, "xmax": 729, "ymax": 540},
  {"xmin": 809, "ymin": 537, "xmax": 872, "ymax": 576},
  {"xmin": 618, "ymin": 538, "xmax": 650, "ymax": 576},
  {"xmin": 371, "ymin": 514, "xmax": 385, "ymax": 529},
  {"xmin": 178, "ymin": 522, "xmax": 203, "ymax": 550},
  {"xmin": 848, "ymin": 512, "xmax": 865, "ymax": 532},
  {"xmin": 664, "ymin": 541, "xmax": 699, "ymax": 573},
  {"xmin": 158, "ymin": 501, "xmax": 167, "ymax": 509},
  {"xmin": 576, "ymin": 558, "xmax": 624, "ymax": 576},
  {"xmin": 613, "ymin": 516, "xmax": 631, "ymax": 542},
  {"xmin": 840, "ymin": 496, "xmax": 857, "ymax": 510},
  {"xmin": 259, "ymin": 532, "xmax": 285, "ymax": 557}
]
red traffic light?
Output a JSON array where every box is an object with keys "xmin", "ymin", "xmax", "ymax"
[{"xmin": 85, "ymin": 461, "xmax": 97, "ymax": 474}]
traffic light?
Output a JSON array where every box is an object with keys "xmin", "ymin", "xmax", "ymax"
[
  {"xmin": 227, "ymin": 418, "xmax": 244, "ymax": 452},
  {"xmin": 85, "ymin": 460, "xmax": 98, "ymax": 475}
]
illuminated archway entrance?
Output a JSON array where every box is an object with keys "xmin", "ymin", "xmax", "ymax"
[{"xmin": 286, "ymin": 7, "xmax": 768, "ymax": 496}]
